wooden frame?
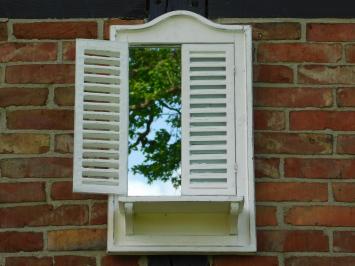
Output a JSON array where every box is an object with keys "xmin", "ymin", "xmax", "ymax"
[{"xmin": 106, "ymin": 10, "xmax": 255, "ymax": 253}]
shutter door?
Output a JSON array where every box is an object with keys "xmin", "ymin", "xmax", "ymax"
[
  {"xmin": 181, "ymin": 44, "xmax": 236, "ymax": 195},
  {"xmin": 73, "ymin": 39, "xmax": 128, "ymax": 195}
]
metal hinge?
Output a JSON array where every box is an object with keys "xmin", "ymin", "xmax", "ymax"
[{"xmin": 234, "ymin": 163, "xmax": 238, "ymax": 173}]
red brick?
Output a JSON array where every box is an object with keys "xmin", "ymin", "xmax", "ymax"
[
  {"xmin": 256, "ymin": 206, "xmax": 277, "ymax": 226},
  {"xmin": 13, "ymin": 22, "xmax": 97, "ymax": 39},
  {"xmin": 0, "ymin": 182, "xmax": 45, "ymax": 203},
  {"xmin": 0, "ymin": 157, "xmax": 73, "ymax": 178},
  {"xmin": 104, "ymin": 18, "xmax": 144, "ymax": 39},
  {"xmin": 5, "ymin": 257, "xmax": 52, "ymax": 266},
  {"xmin": 6, "ymin": 64, "xmax": 74, "ymax": 84},
  {"xmin": 252, "ymin": 23, "xmax": 301, "ymax": 40},
  {"xmin": 290, "ymin": 111, "xmax": 355, "ymax": 131},
  {"xmin": 258, "ymin": 230, "xmax": 328, "ymax": 252},
  {"xmin": 0, "ymin": 231, "xmax": 43, "ymax": 252},
  {"xmin": 254, "ymin": 65, "xmax": 293, "ymax": 83},
  {"xmin": 258, "ymin": 43, "xmax": 341, "ymax": 63},
  {"xmin": 254, "ymin": 110, "xmax": 285, "ymax": 130},
  {"xmin": 0, "ymin": 134, "xmax": 49, "ymax": 154},
  {"xmin": 333, "ymin": 231, "xmax": 355, "ymax": 252},
  {"xmin": 256, "ymin": 182, "xmax": 327, "ymax": 202},
  {"xmin": 0, "ymin": 43, "xmax": 57, "ymax": 62},
  {"xmin": 332, "ymin": 183, "xmax": 355, "ymax": 202},
  {"xmin": 214, "ymin": 256, "xmax": 278, "ymax": 266},
  {"xmin": 285, "ymin": 206, "xmax": 355, "ymax": 226},
  {"xmin": 63, "ymin": 41, "xmax": 75, "ymax": 61},
  {"xmin": 285, "ymin": 256, "xmax": 355, "ymax": 266},
  {"xmin": 54, "ymin": 87, "xmax": 74, "ymax": 106},
  {"xmin": 7, "ymin": 110, "xmax": 73, "ymax": 130},
  {"xmin": 337, "ymin": 135, "xmax": 355, "ymax": 154},
  {"xmin": 55, "ymin": 134, "xmax": 73, "ymax": 154},
  {"xmin": 51, "ymin": 181, "xmax": 105, "ymax": 200},
  {"xmin": 91, "ymin": 202, "xmax": 107, "ymax": 225},
  {"xmin": 255, "ymin": 158, "xmax": 280, "ymax": 178},
  {"xmin": 345, "ymin": 44, "xmax": 355, "ymax": 63},
  {"xmin": 0, "ymin": 205, "xmax": 88, "ymax": 228},
  {"xmin": 0, "ymin": 87, "xmax": 48, "ymax": 107},
  {"xmin": 307, "ymin": 23, "xmax": 355, "ymax": 41},
  {"xmin": 48, "ymin": 228, "xmax": 106, "ymax": 251},
  {"xmin": 285, "ymin": 158, "xmax": 355, "ymax": 179},
  {"xmin": 337, "ymin": 87, "xmax": 355, "ymax": 107},
  {"xmin": 101, "ymin": 255, "xmax": 139, "ymax": 266},
  {"xmin": 0, "ymin": 22, "xmax": 7, "ymax": 41},
  {"xmin": 299, "ymin": 65, "xmax": 355, "ymax": 84},
  {"xmin": 254, "ymin": 87, "xmax": 332, "ymax": 107},
  {"xmin": 254, "ymin": 132, "xmax": 332, "ymax": 155},
  {"xmin": 54, "ymin": 256, "xmax": 95, "ymax": 266}
]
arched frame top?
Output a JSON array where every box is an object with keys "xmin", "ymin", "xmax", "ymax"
[{"xmin": 110, "ymin": 10, "xmax": 251, "ymax": 44}]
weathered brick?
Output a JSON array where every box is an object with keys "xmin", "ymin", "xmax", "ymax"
[
  {"xmin": 285, "ymin": 206, "xmax": 355, "ymax": 226},
  {"xmin": 0, "ymin": 134, "xmax": 49, "ymax": 154},
  {"xmin": 333, "ymin": 231, "xmax": 355, "ymax": 252},
  {"xmin": 285, "ymin": 256, "xmax": 355, "ymax": 266},
  {"xmin": 0, "ymin": 231, "xmax": 43, "ymax": 252},
  {"xmin": 5, "ymin": 257, "xmax": 52, "ymax": 266},
  {"xmin": 256, "ymin": 206, "xmax": 277, "ymax": 226},
  {"xmin": 0, "ymin": 182, "xmax": 45, "ymax": 203},
  {"xmin": 13, "ymin": 22, "xmax": 97, "ymax": 39},
  {"xmin": 63, "ymin": 41, "xmax": 75, "ymax": 61},
  {"xmin": 48, "ymin": 228, "xmax": 106, "ymax": 251},
  {"xmin": 290, "ymin": 111, "xmax": 355, "ymax": 131},
  {"xmin": 0, "ymin": 205, "xmax": 88, "ymax": 228},
  {"xmin": 337, "ymin": 87, "xmax": 355, "ymax": 107},
  {"xmin": 0, "ymin": 157, "xmax": 73, "ymax": 178},
  {"xmin": 0, "ymin": 43, "xmax": 57, "ymax": 62},
  {"xmin": 54, "ymin": 87, "xmax": 74, "ymax": 106},
  {"xmin": 254, "ymin": 132, "xmax": 332, "ymax": 155},
  {"xmin": 258, "ymin": 43, "xmax": 341, "ymax": 63},
  {"xmin": 7, "ymin": 110, "xmax": 73, "ymax": 130},
  {"xmin": 307, "ymin": 23, "xmax": 355, "ymax": 41},
  {"xmin": 299, "ymin": 65, "xmax": 355, "ymax": 84},
  {"xmin": 338, "ymin": 134, "xmax": 355, "ymax": 155},
  {"xmin": 214, "ymin": 256, "xmax": 278, "ymax": 266},
  {"xmin": 254, "ymin": 110, "xmax": 285, "ymax": 130},
  {"xmin": 91, "ymin": 202, "xmax": 107, "ymax": 225},
  {"xmin": 55, "ymin": 134, "xmax": 73, "ymax": 154},
  {"xmin": 285, "ymin": 158, "xmax": 355, "ymax": 179},
  {"xmin": 256, "ymin": 182, "xmax": 327, "ymax": 202},
  {"xmin": 332, "ymin": 183, "xmax": 355, "ymax": 202},
  {"xmin": 258, "ymin": 230, "xmax": 328, "ymax": 252},
  {"xmin": 254, "ymin": 87, "xmax": 332, "ymax": 107},
  {"xmin": 345, "ymin": 44, "xmax": 355, "ymax": 62},
  {"xmin": 0, "ymin": 87, "xmax": 48, "ymax": 107},
  {"xmin": 254, "ymin": 65, "xmax": 293, "ymax": 83},
  {"xmin": 51, "ymin": 181, "xmax": 105, "ymax": 200},
  {"xmin": 255, "ymin": 158, "xmax": 280, "ymax": 178},
  {"xmin": 104, "ymin": 18, "xmax": 144, "ymax": 39},
  {"xmin": 6, "ymin": 64, "xmax": 74, "ymax": 84},
  {"xmin": 0, "ymin": 22, "xmax": 7, "ymax": 41},
  {"xmin": 252, "ymin": 23, "xmax": 301, "ymax": 40},
  {"xmin": 54, "ymin": 256, "xmax": 96, "ymax": 266},
  {"xmin": 101, "ymin": 255, "xmax": 139, "ymax": 266}
]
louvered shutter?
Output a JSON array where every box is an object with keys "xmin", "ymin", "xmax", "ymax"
[
  {"xmin": 181, "ymin": 44, "xmax": 236, "ymax": 195},
  {"xmin": 73, "ymin": 39, "xmax": 128, "ymax": 195}
]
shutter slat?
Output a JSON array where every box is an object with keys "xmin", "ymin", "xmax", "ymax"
[
  {"xmin": 74, "ymin": 39, "xmax": 128, "ymax": 195},
  {"xmin": 182, "ymin": 44, "xmax": 236, "ymax": 196}
]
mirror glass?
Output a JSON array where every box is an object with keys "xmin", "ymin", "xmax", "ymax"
[{"xmin": 128, "ymin": 47, "xmax": 181, "ymax": 196}]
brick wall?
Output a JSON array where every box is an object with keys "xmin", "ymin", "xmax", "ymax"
[{"xmin": 0, "ymin": 18, "xmax": 354, "ymax": 266}]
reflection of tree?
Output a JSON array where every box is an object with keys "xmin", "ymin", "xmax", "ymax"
[{"xmin": 129, "ymin": 48, "xmax": 181, "ymax": 188}]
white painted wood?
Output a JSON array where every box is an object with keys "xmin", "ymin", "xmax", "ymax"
[
  {"xmin": 181, "ymin": 44, "xmax": 236, "ymax": 196},
  {"xmin": 105, "ymin": 10, "xmax": 255, "ymax": 253},
  {"xmin": 73, "ymin": 39, "xmax": 128, "ymax": 195}
]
